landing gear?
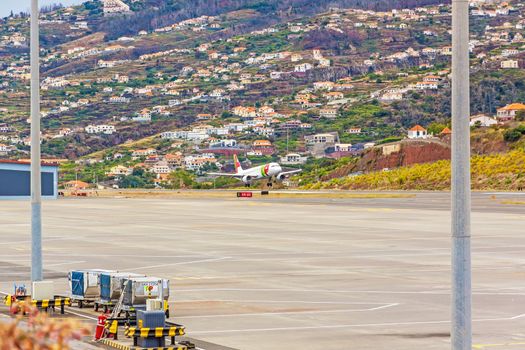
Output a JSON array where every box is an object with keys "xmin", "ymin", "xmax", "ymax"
[
  {"xmin": 244, "ymin": 183, "xmax": 251, "ymax": 187},
  {"xmin": 266, "ymin": 182, "xmax": 273, "ymax": 187}
]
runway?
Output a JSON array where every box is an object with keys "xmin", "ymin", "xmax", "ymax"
[{"xmin": 0, "ymin": 191, "xmax": 524, "ymax": 349}]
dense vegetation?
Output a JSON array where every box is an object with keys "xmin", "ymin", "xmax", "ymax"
[{"xmin": 304, "ymin": 149, "xmax": 525, "ymax": 191}]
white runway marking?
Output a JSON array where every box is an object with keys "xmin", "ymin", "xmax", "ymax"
[
  {"xmin": 0, "ymin": 253, "xmax": 212, "ymax": 258},
  {"xmin": 189, "ymin": 313, "xmax": 525, "ymax": 335},
  {"xmin": 176, "ymin": 299, "xmax": 393, "ymax": 305},
  {"xmin": 0, "ymin": 237, "xmax": 72, "ymax": 245},
  {"xmin": 127, "ymin": 257, "xmax": 230, "ymax": 270},
  {"xmin": 179, "ymin": 303, "xmax": 399, "ymax": 319},
  {"xmin": 0, "ymin": 260, "xmax": 85, "ymax": 269},
  {"xmin": 64, "ymin": 309, "xmax": 98, "ymax": 321},
  {"xmin": 46, "ymin": 260, "xmax": 86, "ymax": 267},
  {"xmin": 174, "ymin": 287, "xmax": 525, "ymax": 296}
]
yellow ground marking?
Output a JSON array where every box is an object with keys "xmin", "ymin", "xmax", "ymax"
[
  {"xmin": 473, "ymin": 342, "xmax": 525, "ymax": 349},
  {"xmin": 501, "ymin": 201, "xmax": 525, "ymax": 205}
]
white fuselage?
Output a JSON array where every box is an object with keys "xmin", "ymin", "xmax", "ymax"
[{"xmin": 237, "ymin": 162, "xmax": 282, "ymax": 183}]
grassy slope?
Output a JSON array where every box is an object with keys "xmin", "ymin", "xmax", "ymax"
[{"xmin": 304, "ymin": 149, "xmax": 525, "ymax": 191}]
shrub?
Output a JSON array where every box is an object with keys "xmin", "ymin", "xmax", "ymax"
[
  {"xmin": 504, "ymin": 129, "xmax": 522, "ymax": 142},
  {"xmin": 0, "ymin": 300, "xmax": 90, "ymax": 349}
]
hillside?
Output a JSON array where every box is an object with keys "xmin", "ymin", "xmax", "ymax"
[
  {"xmin": 94, "ymin": 0, "xmax": 446, "ymax": 40},
  {"xmin": 303, "ymin": 149, "xmax": 525, "ymax": 191},
  {"xmin": 1, "ymin": 0, "xmax": 525, "ymax": 190}
]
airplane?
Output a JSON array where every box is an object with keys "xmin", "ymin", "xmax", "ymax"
[{"xmin": 207, "ymin": 154, "xmax": 302, "ymax": 187}]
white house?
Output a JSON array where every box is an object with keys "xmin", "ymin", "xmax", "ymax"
[
  {"xmin": 85, "ymin": 124, "xmax": 116, "ymax": 135},
  {"xmin": 334, "ymin": 143, "xmax": 352, "ymax": 152},
  {"xmin": 501, "ymin": 60, "xmax": 519, "ymax": 69},
  {"xmin": 416, "ymin": 81, "xmax": 439, "ymax": 90},
  {"xmin": 152, "ymin": 161, "xmax": 171, "ymax": 174},
  {"xmin": 407, "ymin": 125, "xmax": 428, "ymax": 139},
  {"xmin": 280, "ymin": 153, "xmax": 308, "ymax": 165},
  {"xmin": 497, "ymin": 103, "xmax": 525, "ymax": 122},
  {"xmin": 294, "ymin": 63, "xmax": 313, "ymax": 73},
  {"xmin": 469, "ymin": 114, "xmax": 497, "ymax": 127},
  {"xmin": 319, "ymin": 108, "xmax": 338, "ymax": 119},
  {"xmin": 347, "ymin": 127, "xmax": 362, "ymax": 134},
  {"xmin": 109, "ymin": 96, "xmax": 130, "ymax": 103}
]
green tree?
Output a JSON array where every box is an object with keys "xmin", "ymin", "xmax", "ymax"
[
  {"xmin": 168, "ymin": 170, "xmax": 196, "ymax": 189},
  {"xmin": 427, "ymin": 122, "xmax": 448, "ymax": 135},
  {"xmin": 120, "ymin": 175, "xmax": 146, "ymax": 188}
]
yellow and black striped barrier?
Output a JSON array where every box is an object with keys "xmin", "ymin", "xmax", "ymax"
[
  {"xmin": 3, "ymin": 295, "xmax": 70, "ymax": 314},
  {"xmin": 125, "ymin": 326, "xmax": 185, "ymax": 338},
  {"xmin": 101, "ymin": 338, "xmax": 188, "ymax": 350},
  {"xmin": 32, "ymin": 297, "xmax": 70, "ymax": 309},
  {"xmin": 105, "ymin": 320, "xmax": 120, "ymax": 340},
  {"xmin": 33, "ymin": 297, "xmax": 70, "ymax": 314},
  {"xmin": 135, "ymin": 347, "xmax": 187, "ymax": 350}
]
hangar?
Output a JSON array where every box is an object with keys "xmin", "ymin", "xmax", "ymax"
[{"xmin": 0, "ymin": 160, "xmax": 58, "ymax": 199}]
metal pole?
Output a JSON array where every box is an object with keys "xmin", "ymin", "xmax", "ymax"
[
  {"xmin": 30, "ymin": 0, "xmax": 43, "ymax": 283},
  {"xmin": 451, "ymin": 0, "xmax": 471, "ymax": 349}
]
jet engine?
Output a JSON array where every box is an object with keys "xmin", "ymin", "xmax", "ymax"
[
  {"xmin": 276, "ymin": 173, "xmax": 287, "ymax": 181},
  {"xmin": 242, "ymin": 175, "xmax": 252, "ymax": 184}
]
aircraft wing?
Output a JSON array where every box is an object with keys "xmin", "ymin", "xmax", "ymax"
[
  {"xmin": 207, "ymin": 172, "xmax": 243, "ymax": 177},
  {"xmin": 278, "ymin": 169, "xmax": 302, "ymax": 177}
]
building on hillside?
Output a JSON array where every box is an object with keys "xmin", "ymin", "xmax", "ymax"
[
  {"xmin": 280, "ymin": 153, "xmax": 308, "ymax": 165},
  {"xmin": 294, "ymin": 63, "xmax": 313, "ymax": 73},
  {"xmin": 407, "ymin": 125, "xmax": 428, "ymax": 139},
  {"xmin": 232, "ymin": 106, "xmax": 257, "ymax": 118},
  {"xmin": 102, "ymin": 0, "xmax": 131, "ymax": 15},
  {"xmin": 165, "ymin": 153, "xmax": 183, "ymax": 168},
  {"xmin": 0, "ymin": 144, "xmax": 14, "ymax": 155},
  {"xmin": 109, "ymin": 96, "xmax": 130, "ymax": 103},
  {"xmin": 252, "ymin": 140, "xmax": 275, "ymax": 155},
  {"xmin": 324, "ymin": 92, "xmax": 344, "ymax": 100},
  {"xmin": 497, "ymin": 103, "xmax": 525, "ymax": 122},
  {"xmin": 501, "ymin": 60, "xmax": 519, "ymax": 69},
  {"xmin": 85, "ymin": 124, "xmax": 116, "ymax": 135},
  {"xmin": 469, "ymin": 114, "xmax": 497, "ymax": 127},
  {"xmin": 347, "ymin": 127, "xmax": 362, "ymax": 134},
  {"xmin": 319, "ymin": 108, "xmax": 338, "ymax": 119},
  {"xmin": 380, "ymin": 91, "xmax": 404, "ymax": 101},
  {"xmin": 304, "ymin": 132, "xmax": 339, "ymax": 145},
  {"xmin": 416, "ymin": 81, "xmax": 439, "ymax": 90},
  {"xmin": 151, "ymin": 161, "xmax": 171, "ymax": 175},
  {"xmin": 106, "ymin": 165, "xmax": 132, "ymax": 177},
  {"xmin": 440, "ymin": 127, "xmax": 452, "ymax": 136},
  {"xmin": 334, "ymin": 143, "xmax": 352, "ymax": 152},
  {"xmin": 132, "ymin": 149, "xmax": 157, "ymax": 158},
  {"xmin": 313, "ymin": 81, "xmax": 335, "ymax": 91},
  {"xmin": 184, "ymin": 154, "xmax": 216, "ymax": 171}
]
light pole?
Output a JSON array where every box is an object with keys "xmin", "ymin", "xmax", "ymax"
[
  {"xmin": 30, "ymin": 0, "xmax": 43, "ymax": 283},
  {"xmin": 451, "ymin": 0, "xmax": 471, "ymax": 349}
]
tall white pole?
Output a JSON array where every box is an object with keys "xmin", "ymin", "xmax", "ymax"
[
  {"xmin": 451, "ymin": 0, "xmax": 471, "ymax": 349},
  {"xmin": 30, "ymin": 0, "xmax": 43, "ymax": 283}
]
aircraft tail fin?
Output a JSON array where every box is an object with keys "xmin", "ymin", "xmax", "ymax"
[{"xmin": 233, "ymin": 154, "xmax": 243, "ymax": 173}]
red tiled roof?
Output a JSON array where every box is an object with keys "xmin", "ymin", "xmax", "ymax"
[
  {"xmin": 498, "ymin": 103, "xmax": 525, "ymax": 111},
  {"xmin": 409, "ymin": 125, "xmax": 426, "ymax": 132}
]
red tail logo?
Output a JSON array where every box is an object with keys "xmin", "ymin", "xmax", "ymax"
[{"xmin": 233, "ymin": 155, "xmax": 242, "ymax": 172}]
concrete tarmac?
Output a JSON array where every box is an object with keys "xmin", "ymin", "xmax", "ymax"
[{"xmin": 0, "ymin": 191, "xmax": 524, "ymax": 350}]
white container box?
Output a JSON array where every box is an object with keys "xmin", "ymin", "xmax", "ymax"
[
  {"xmin": 32, "ymin": 280, "xmax": 54, "ymax": 300},
  {"xmin": 146, "ymin": 299, "xmax": 162, "ymax": 311}
]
